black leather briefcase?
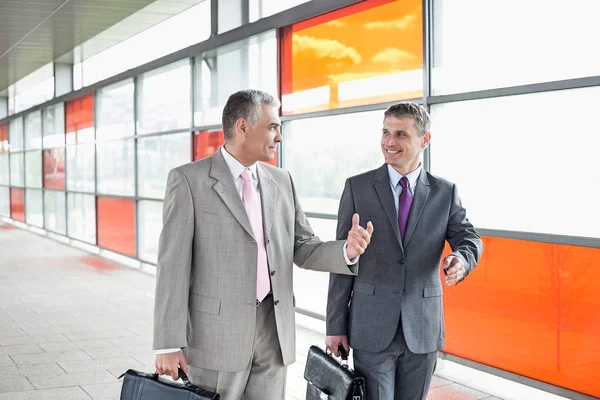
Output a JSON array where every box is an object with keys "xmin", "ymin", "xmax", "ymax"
[
  {"xmin": 119, "ymin": 368, "xmax": 220, "ymax": 400},
  {"xmin": 304, "ymin": 345, "xmax": 366, "ymax": 400}
]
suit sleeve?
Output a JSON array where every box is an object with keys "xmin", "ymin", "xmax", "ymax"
[
  {"xmin": 446, "ymin": 183, "xmax": 483, "ymax": 281},
  {"xmin": 326, "ymin": 178, "xmax": 357, "ymax": 335},
  {"xmin": 153, "ymin": 168, "xmax": 195, "ymax": 350},
  {"xmin": 288, "ymin": 172, "xmax": 355, "ymax": 276}
]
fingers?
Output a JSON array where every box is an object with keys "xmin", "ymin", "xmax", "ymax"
[
  {"xmin": 366, "ymin": 221, "xmax": 374, "ymax": 235},
  {"xmin": 178, "ymin": 353, "xmax": 188, "ymax": 375},
  {"xmin": 444, "ymin": 260, "xmax": 465, "ymax": 286},
  {"xmin": 325, "ymin": 335, "xmax": 347, "ymax": 357},
  {"xmin": 352, "ymin": 213, "xmax": 359, "ymax": 229},
  {"xmin": 341, "ymin": 336, "xmax": 350, "ymax": 354}
]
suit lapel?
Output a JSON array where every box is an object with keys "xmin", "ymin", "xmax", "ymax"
[
  {"xmin": 209, "ymin": 151, "xmax": 255, "ymax": 239},
  {"xmin": 257, "ymin": 163, "xmax": 277, "ymax": 240},
  {"xmin": 373, "ymin": 164, "xmax": 403, "ymax": 250},
  {"xmin": 404, "ymin": 170, "xmax": 430, "ymax": 248}
]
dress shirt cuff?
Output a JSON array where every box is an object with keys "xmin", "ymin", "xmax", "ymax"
[
  {"xmin": 343, "ymin": 242, "xmax": 359, "ymax": 265},
  {"xmin": 155, "ymin": 348, "xmax": 182, "ymax": 355}
]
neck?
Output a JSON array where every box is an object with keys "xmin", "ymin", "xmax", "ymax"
[
  {"xmin": 391, "ymin": 162, "xmax": 420, "ymax": 176},
  {"xmin": 224, "ymin": 143, "xmax": 254, "ymax": 167}
]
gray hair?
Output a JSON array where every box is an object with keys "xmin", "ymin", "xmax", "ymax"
[
  {"xmin": 222, "ymin": 89, "xmax": 280, "ymax": 141},
  {"xmin": 384, "ymin": 102, "xmax": 430, "ymax": 137}
]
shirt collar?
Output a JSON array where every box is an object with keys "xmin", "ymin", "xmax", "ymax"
[
  {"xmin": 387, "ymin": 163, "xmax": 422, "ymax": 189},
  {"xmin": 221, "ymin": 145, "xmax": 258, "ymax": 181}
]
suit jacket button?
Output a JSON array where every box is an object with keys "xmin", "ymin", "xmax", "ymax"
[
  {"xmin": 403, "ymin": 290, "xmax": 407, "ymax": 295},
  {"xmin": 274, "ymin": 300, "xmax": 279, "ymax": 305},
  {"xmin": 398, "ymin": 259, "xmax": 405, "ymax": 265},
  {"xmin": 270, "ymin": 270, "xmax": 276, "ymax": 276}
]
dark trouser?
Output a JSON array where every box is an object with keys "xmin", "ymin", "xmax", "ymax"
[{"xmin": 353, "ymin": 319, "xmax": 437, "ymax": 400}]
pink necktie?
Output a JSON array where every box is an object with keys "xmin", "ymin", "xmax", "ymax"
[{"xmin": 240, "ymin": 169, "xmax": 270, "ymax": 301}]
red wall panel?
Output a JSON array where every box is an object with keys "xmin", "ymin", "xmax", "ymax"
[
  {"xmin": 66, "ymin": 93, "xmax": 94, "ymax": 144},
  {"xmin": 0, "ymin": 123, "xmax": 8, "ymax": 152},
  {"xmin": 443, "ymin": 237, "xmax": 600, "ymax": 397},
  {"xmin": 10, "ymin": 188, "xmax": 24, "ymax": 222},
  {"xmin": 193, "ymin": 129, "xmax": 277, "ymax": 166},
  {"xmin": 96, "ymin": 197, "xmax": 136, "ymax": 257}
]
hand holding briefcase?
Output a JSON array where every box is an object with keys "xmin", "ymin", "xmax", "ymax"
[
  {"xmin": 304, "ymin": 345, "xmax": 366, "ymax": 400},
  {"xmin": 119, "ymin": 367, "xmax": 220, "ymax": 400}
]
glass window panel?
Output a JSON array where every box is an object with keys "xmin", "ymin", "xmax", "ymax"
[
  {"xmin": 97, "ymin": 197, "xmax": 135, "ymax": 257},
  {"xmin": 282, "ymin": 111, "xmax": 384, "ymax": 215},
  {"xmin": 137, "ymin": 132, "xmax": 191, "ymax": 199},
  {"xmin": 9, "ymin": 117, "xmax": 24, "ymax": 151},
  {"xmin": 79, "ymin": 2, "xmax": 210, "ymax": 87},
  {"xmin": 430, "ymin": 87, "xmax": 600, "ymax": 238},
  {"xmin": 10, "ymin": 152, "xmax": 24, "ymax": 187},
  {"xmin": 24, "ymin": 110, "xmax": 42, "ymax": 149},
  {"xmin": 25, "ymin": 189, "xmax": 43, "ymax": 227},
  {"xmin": 249, "ymin": 0, "xmax": 309, "ymax": 21},
  {"xmin": 293, "ymin": 217, "xmax": 337, "ymax": 316},
  {"xmin": 44, "ymin": 190, "xmax": 66, "ymax": 234},
  {"xmin": 0, "ymin": 186, "xmax": 9, "ymax": 216},
  {"xmin": 66, "ymin": 94, "xmax": 94, "ymax": 145},
  {"xmin": 138, "ymin": 200, "xmax": 163, "ymax": 263},
  {"xmin": 137, "ymin": 60, "xmax": 191, "ymax": 135},
  {"xmin": 97, "ymin": 139, "xmax": 135, "ymax": 196},
  {"xmin": 13, "ymin": 63, "xmax": 54, "ymax": 113},
  {"xmin": 68, "ymin": 193, "xmax": 96, "ymax": 244},
  {"xmin": 281, "ymin": 0, "xmax": 423, "ymax": 114},
  {"xmin": 0, "ymin": 123, "xmax": 8, "ymax": 152},
  {"xmin": 193, "ymin": 129, "xmax": 224, "ymax": 161},
  {"xmin": 10, "ymin": 188, "xmax": 25, "ymax": 222},
  {"xmin": 194, "ymin": 31, "xmax": 278, "ymax": 127},
  {"xmin": 218, "ymin": 0, "xmax": 243, "ymax": 33},
  {"xmin": 25, "ymin": 150, "xmax": 42, "ymax": 188},
  {"xmin": 43, "ymin": 149, "xmax": 66, "ymax": 190},
  {"xmin": 66, "ymin": 144, "xmax": 95, "ymax": 193},
  {"xmin": 43, "ymin": 103, "xmax": 66, "ymax": 148},
  {"xmin": 432, "ymin": 0, "xmax": 600, "ymax": 95},
  {"xmin": 0, "ymin": 153, "xmax": 8, "ymax": 184},
  {"xmin": 96, "ymin": 79, "xmax": 135, "ymax": 141}
]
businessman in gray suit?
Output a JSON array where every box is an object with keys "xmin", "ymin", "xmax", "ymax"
[
  {"xmin": 326, "ymin": 102, "xmax": 483, "ymax": 400},
  {"xmin": 153, "ymin": 89, "xmax": 373, "ymax": 400}
]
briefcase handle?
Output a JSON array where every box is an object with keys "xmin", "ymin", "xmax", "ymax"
[
  {"xmin": 150, "ymin": 368, "xmax": 199, "ymax": 390},
  {"xmin": 325, "ymin": 345, "xmax": 350, "ymax": 369}
]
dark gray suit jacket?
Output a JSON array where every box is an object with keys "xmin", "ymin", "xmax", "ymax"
[{"xmin": 326, "ymin": 164, "xmax": 483, "ymax": 354}]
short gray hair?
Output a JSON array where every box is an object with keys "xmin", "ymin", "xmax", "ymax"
[
  {"xmin": 384, "ymin": 102, "xmax": 430, "ymax": 137},
  {"xmin": 222, "ymin": 89, "xmax": 280, "ymax": 141}
]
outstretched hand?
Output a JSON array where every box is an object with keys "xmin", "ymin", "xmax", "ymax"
[{"xmin": 346, "ymin": 213, "xmax": 374, "ymax": 259}]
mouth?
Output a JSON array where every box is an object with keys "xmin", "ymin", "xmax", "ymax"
[{"xmin": 384, "ymin": 148, "xmax": 402, "ymax": 155}]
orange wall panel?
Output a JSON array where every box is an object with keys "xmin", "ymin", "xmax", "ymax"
[
  {"xmin": 0, "ymin": 123, "xmax": 8, "ymax": 152},
  {"xmin": 96, "ymin": 197, "xmax": 135, "ymax": 257},
  {"xmin": 66, "ymin": 93, "xmax": 94, "ymax": 144},
  {"xmin": 193, "ymin": 129, "xmax": 277, "ymax": 166},
  {"xmin": 10, "ymin": 188, "xmax": 24, "ymax": 222},
  {"xmin": 443, "ymin": 236, "xmax": 600, "ymax": 398},
  {"xmin": 281, "ymin": 0, "xmax": 423, "ymax": 114}
]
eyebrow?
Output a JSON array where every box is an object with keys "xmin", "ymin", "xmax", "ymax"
[
  {"xmin": 268, "ymin": 122, "xmax": 281, "ymax": 127},
  {"xmin": 383, "ymin": 128, "xmax": 408, "ymax": 134}
]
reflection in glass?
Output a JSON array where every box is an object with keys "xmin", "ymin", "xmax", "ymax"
[
  {"xmin": 282, "ymin": 111, "xmax": 383, "ymax": 215},
  {"xmin": 137, "ymin": 61, "xmax": 191, "ymax": 135},
  {"xmin": 137, "ymin": 132, "xmax": 191, "ymax": 199},
  {"xmin": 430, "ymin": 87, "xmax": 600, "ymax": 238},
  {"xmin": 24, "ymin": 110, "xmax": 42, "ymax": 149},
  {"xmin": 25, "ymin": 151, "xmax": 42, "ymax": 188},
  {"xmin": 44, "ymin": 190, "xmax": 66, "ymax": 234},
  {"xmin": 97, "ymin": 139, "xmax": 135, "ymax": 196},
  {"xmin": 138, "ymin": 200, "xmax": 163, "ymax": 263},
  {"xmin": 9, "ymin": 118, "xmax": 24, "ymax": 151},
  {"xmin": 25, "ymin": 189, "xmax": 43, "ymax": 227},
  {"xmin": 66, "ymin": 144, "xmax": 95, "ymax": 193},
  {"xmin": 194, "ymin": 31, "xmax": 277, "ymax": 127},
  {"xmin": 68, "ymin": 193, "xmax": 96, "ymax": 244},
  {"xmin": 96, "ymin": 80, "xmax": 135, "ymax": 140},
  {"xmin": 10, "ymin": 152, "xmax": 24, "ymax": 187},
  {"xmin": 43, "ymin": 149, "xmax": 66, "ymax": 190},
  {"xmin": 0, "ymin": 186, "xmax": 9, "ymax": 216},
  {"xmin": 0, "ymin": 154, "xmax": 9, "ymax": 184},
  {"xmin": 43, "ymin": 103, "xmax": 66, "ymax": 148}
]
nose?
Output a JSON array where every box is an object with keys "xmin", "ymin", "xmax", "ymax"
[{"xmin": 275, "ymin": 129, "xmax": 283, "ymax": 143}]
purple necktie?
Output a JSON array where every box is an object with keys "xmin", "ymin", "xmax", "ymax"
[{"xmin": 398, "ymin": 177, "xmax": 413, "ymax": 242}]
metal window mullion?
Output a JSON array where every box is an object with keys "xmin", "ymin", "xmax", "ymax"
[
  {"xmin": 94, "ymin": 91, "xmax": 99, "ymax": 245},
  {"xmin": 133, "ymin": 75, "xmax": 139, "ymax": 259},
  {"xmin": 190, "ymin": 57, "xmax": 195, "ymax": 162},
  {"xmin": 211, "ymin": 0, "xmax": 219, "ymax": 36}
]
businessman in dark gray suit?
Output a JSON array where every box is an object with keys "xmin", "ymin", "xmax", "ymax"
[{"xmin": 326, "ymin": 102, "xmax": 483, "ymax": 400}]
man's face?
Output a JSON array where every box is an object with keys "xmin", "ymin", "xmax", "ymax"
[
  {"xmin": 381, "ymin": 116, "xmax": 430, "ymax": 174},
  {"xmin": 240, "ymin": 105, "xmax": 282, "ymax": 164}
]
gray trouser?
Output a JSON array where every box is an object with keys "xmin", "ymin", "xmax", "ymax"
[
  {"xmin": 353, "ymin": 318, "xmax": 437, "ymax": 400},
  {"xmin": 187, "ymin": 296, "xmax": 287, "ymax": 400}
]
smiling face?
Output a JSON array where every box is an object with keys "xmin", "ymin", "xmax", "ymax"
[{"xmin": 381, "ymin": 116, "xmax": 430, "ymax": 175}]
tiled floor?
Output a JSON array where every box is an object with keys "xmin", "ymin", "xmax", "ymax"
[{"xmin": 0, "ymin": 221, "xmax": 565, "ymax": 400}]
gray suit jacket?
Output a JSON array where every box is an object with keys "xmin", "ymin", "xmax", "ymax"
[
  {"xmin": 153, "ymin": 149, "xmax": 357, "ymax": 372},
  {"xmin": 327, "ymin": 164, "xmax": 483, "ymax": 354}
]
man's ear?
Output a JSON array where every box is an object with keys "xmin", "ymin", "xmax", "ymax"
[
  {"xmin": 422, "ymin": 132, "xmax": 431, "ymax": 149},
  {"xmin": 235, "ymin": 117, "xmax": 247, "ymax": 136}
]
